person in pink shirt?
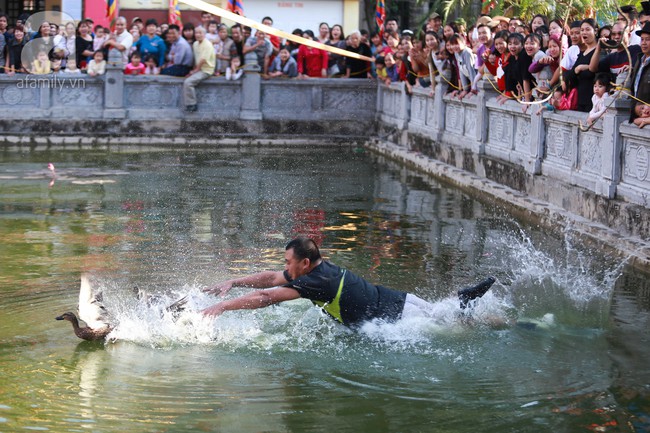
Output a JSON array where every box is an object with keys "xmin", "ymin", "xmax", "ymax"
[{"xmin": 124, "ymin": 51, "xmax": 146, "ymax": 75}]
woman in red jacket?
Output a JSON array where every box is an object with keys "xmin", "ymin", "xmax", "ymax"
[{"xmin": 297, "ymin": 29, "xmax": 328, "ymax": 78}]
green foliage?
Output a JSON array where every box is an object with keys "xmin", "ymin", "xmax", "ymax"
[{"xmin": 434, "ymin": 0, "xmax": 629, "ymax": 25}]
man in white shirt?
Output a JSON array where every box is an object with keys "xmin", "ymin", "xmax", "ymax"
[{"xmin": 103, "ymin": 17, "xmax": 133, "ymax": 65}]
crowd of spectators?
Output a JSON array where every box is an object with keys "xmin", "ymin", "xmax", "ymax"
[{"xmin": 0, "ymin": 6, "xmax": 649, "ymax": 123}]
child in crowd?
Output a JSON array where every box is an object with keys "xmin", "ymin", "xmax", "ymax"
[
  {"xmin": 586, "ymin": 72, "xmax": 610, "ymax": 125},
  {"xmin": 206, "ymin": 20, "xmax": 224, "ymax": 62},
  {"xmin": 633, "ymin": 103, "xmax": 650, "ymax": 128},
  {"xmin": 143, "ymin": 54, "xmax": 160, "ymax": 75},
  {"xmin": 206, "ymin": 20, "xmax": 220, "ymax": 44},
  {"xmin": 535, "ymin": 88, "xmax": 564, "ymax": 114},
  {"xmin": 226, "ymin": 56, "xmax": 243, "ymax": 80},
  {"xmin": 124, "ymin": 52, "xmax": 146, "ymax": 75},
  {"xmin": 93, "ymin": 26, "xmax": 107, "ymax": 52},
  {"xmin": 432, "ymin": 40, "xmax": 452, "ymax": 78},
  {"xmin": 31, "ymin": 50, "xmax": 51, "ymax": 74},
  {"xmin": 50, "ymin": 53, "xmax": 63, "ymax": 73},
  {"xmin": 558, "ymin": 73, "xmax": 578, "ymax": 110},
  {"xmin": 87, "ymin": 50, "xmax": 106, "ymax": 76},
  {"xmin": 524, "ymin": 33, "xmax": 547, "ymax": 99},
  {"xmin": 447, "ymin": 34, "xmax": 476, "ymax": 99},
  {"xmin": 375, "ymin": 56, "xmax": 387, "ymax": 81},
  {"xmin": 64, "ymin": 57, "xmax": 81, "ymax": 74},
  {"xmin": 383, "ymin": 52, "xmax": 400, "ymax": 84}
]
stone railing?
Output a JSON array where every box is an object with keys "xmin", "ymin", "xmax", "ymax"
[
  {"xmin": 376, "ymin": 77, "xmax": 650, "ymax": 208},
  {"xmin": 0, "ymin": 55, "xmax": 376, "ymax": 139}
]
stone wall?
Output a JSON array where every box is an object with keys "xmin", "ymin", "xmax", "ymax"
[
  {"xmin": 0, "ymin": 63, "xmax": 376, "ymax": 143},
  {"xmin": 375, "ymin": 78, "xmax": 650, "ymax": 252}
]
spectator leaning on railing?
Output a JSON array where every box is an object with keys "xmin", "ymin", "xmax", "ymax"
[
  {"xmin": 102, "ymin": 17, "xmax": 133, "ymax": 65},
  {"xmin": 161, "ymin": 24, "xmax": 193, "ymax": 77},
  {"xmin": 135, "ymin": 18, "xmax": 166, "ymax": 70},
  {"xmin": 183, "ymin": 26, "xmax": 215, "ymax": 113}
]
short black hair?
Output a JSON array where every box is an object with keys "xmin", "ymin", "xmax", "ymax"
[
  {"xmin": 145, "ymin": 18, "xmax": 158, "ymax": 27},
  {"xmin": 262, "ymin": 16, "xmax": 273, "ymax": 23},
  {"xmin": 594, "ymin": 72, "xmax": 612, "ymax": 89},
  {"xmin": 507, "ymin": 32, "xmax": 525, "ymax": 44},
  {"xmin": 168, "ymin": 24, "xmax": 180, "ymax": 31},
  {"xmin": 620, "ymin": 5, "xmax": 639, "ymax": 20},
  {"xmin": 286, "ymin": 237, "xmax": 321, "ymax": 262}
]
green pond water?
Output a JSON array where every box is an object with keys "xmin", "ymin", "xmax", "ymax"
[{"xmin": 0, "ymin": 146, "xmax": 648, "ymax": 433}]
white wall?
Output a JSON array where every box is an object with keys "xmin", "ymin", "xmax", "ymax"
[{"xmin": 239, "ymin": 0, "xmax": 343, "ymax": 34}]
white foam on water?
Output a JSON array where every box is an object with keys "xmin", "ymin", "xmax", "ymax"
[
  {"xmin": 100, "ymin": 281, "xmax": 511, "ymax": 356},
  {"xmin": 494, "ymin": 227, "xmax": 622, "ymax": 305},
  {"xmin": 95, "ymin": 224, "xmax": 623, "ymax": 352}
]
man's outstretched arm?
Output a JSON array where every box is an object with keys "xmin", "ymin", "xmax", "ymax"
[
  {"xmin": 203, "ymin": 270, "xmax": 288, "ymax": 296},
  {"xmin": 201, "ymin": 286, "xmax": 300, "ymax": 317}
]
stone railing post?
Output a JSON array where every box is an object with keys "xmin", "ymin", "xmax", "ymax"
[
  {"xmin": 527, "ymin": 94, "xmax": 546, "ymax": 175},
  {"xmin": 432, "ymin": 75, "xmax": 447, "ymax": 140},
  {"xmin": 240, "ymin": 64, "xmax": 262, "ymax": 120},
  {"xmin": 599, "ymin": 95, "xmax": 632, "ymax": 198},
  {"xmin": 475, "ymin": 78, "xmax": 496, "ymax": 154},
  {"xmin": 396, "ymin": 81, "xmax": 410, "ymax": 130},
  {"xmin": 104, "ymin": 48, "xmax": 126, "ymax": 118}
]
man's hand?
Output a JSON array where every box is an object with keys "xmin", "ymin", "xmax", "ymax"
[
  {"xmin": 201, "ymin": 303, "xmax": 226, "ymax": 317},
  {"xmin": 203, "ymin": 280, "xmax": 234, "ymax": 296}
]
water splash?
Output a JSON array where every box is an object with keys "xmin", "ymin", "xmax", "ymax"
[
  {"xmin": 93, "ymin": 223, "xmax": 624, "ymax": 352},
  {"xmin": 488, "ymin": 224, "xmax": 624, "ymax": 327}
]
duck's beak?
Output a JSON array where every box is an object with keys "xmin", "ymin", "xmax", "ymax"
[{"xmin": 55, "ymin": 315, "xmax": 65, "ymax": 320}]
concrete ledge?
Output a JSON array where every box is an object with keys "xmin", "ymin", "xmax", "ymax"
[{"xmin": 367, "ymin": 139, "xmax": 650, "ymax": 270}]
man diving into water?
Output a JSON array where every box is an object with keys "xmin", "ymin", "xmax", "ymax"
[{"xmin": 202, "ymin": 237, "xmax": 495, "ymax": 328}]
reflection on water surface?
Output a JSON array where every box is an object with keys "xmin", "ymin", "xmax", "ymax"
[{"xmin": 0, "ymin": 147, "xmax": 648, "ymax": 432}]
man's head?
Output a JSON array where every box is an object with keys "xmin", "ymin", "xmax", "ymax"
[
  {"xmin": 167, "ymin": 24, "xmax": 180, "ymax": 42},
  {"xmin": 0, "ymin": 14, "xmax": 9, "ymax": 31},
  {"xmin": 262, "ymin": 16, "xmax": 273, "ymax": 26},
  {"xmin": 285, "ymin": 237, "xmax": 321, "ymax": 280},
  {"xmin": 194, "ymin": 26, "xmax": 206, "ymax": 42},
  {"xmin": 618, "ymin": 5, "xmax": 639, "ymax": 28},
  {"xmin": 508, "ymin": 17, "xmax": 522, "ymax": 33},
  {"xmin": 428, "ymin": 13, "xmax": 442, "ymax": 31},
  {"xmin": 637, "ymin": 22, "xmax": 650, "ymax": 54},
  {"xmin": 477, "ymin": 23, "xmax": 493, "ymax": 45},
  {"xmin": 115, "ymin": 16, "xmax": 127, "ymax": 34},
  {"xmin": 231, "ymin": 24, "xmax": 242, "ymax": 41},
  {"xmin": 610, "ymin": 22, "xmax": 627, "ymax": 45},
  {"xmin": 201, "ymin": 11, "xmax": 213, "ymax": 26},
  {"xmin": 385, "ymin": 18, "xmax": 399, "ymax": 33},
  {"xmin": 641, "ymin": 2, "xmax": 650, "ymax": 26}
]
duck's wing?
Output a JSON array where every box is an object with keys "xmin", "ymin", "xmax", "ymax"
[{"xmin": 78, "ymin": 274, "xmax": 111, "ymax": 330}]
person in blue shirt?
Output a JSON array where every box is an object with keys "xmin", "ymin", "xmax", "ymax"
[
  {"xmin": 202, "ymin": 237, "xmax": 494, "ymax": 328},
  {"xmin": 161, "ymin": 24, "xmax": 193, "ymax": 76},
  {"xmin": 135, "ymin": 18, "xmax": 166, "ymax": 70}
]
